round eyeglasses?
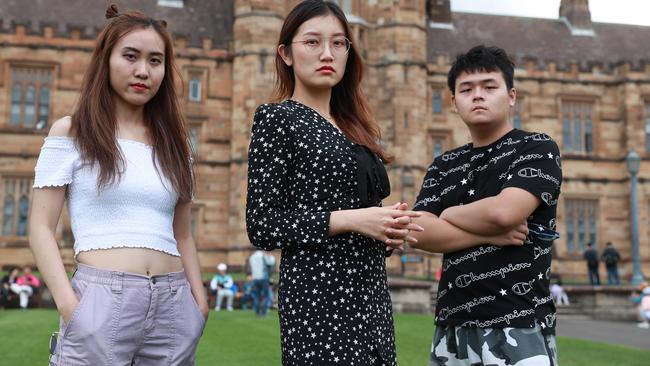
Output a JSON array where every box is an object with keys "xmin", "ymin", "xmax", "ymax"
[{"xmin": 291, "ymin": 36, "xmax": 351, "ymax": 55}]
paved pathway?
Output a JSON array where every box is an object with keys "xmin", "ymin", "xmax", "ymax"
[{"xmin": 556, "ymin": 317, "xmax": 650, "ymax": 350}]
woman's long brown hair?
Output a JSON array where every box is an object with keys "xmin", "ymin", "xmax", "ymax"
[
  {"xmin": 71, "ymin": 4, "xmax": 193, "ymax": 201},
  {"xmin": 273, "ymin": 0, "xmax": 392, "ymax": 163}
]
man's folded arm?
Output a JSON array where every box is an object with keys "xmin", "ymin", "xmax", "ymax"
[{"xmin": 439, "ymin": 187, "xmax": 540, "ymax": 236}]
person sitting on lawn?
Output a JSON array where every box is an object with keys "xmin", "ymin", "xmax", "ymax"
[
  {"xmin": 210, "ymin": 263, "xmax": 235, "ymax": 311},
  {"xmin": 1, "ymin": 267, "xmax": 20, "ymax": 305},
  {"xmin": 634, "ymin": 283, "xmax": 650, "ymax": 329},
  {"xmin": 550, "ymin": 280, "xmax": 570, "ymax": 306},
  {"xmin": 18, "ymin": 266, "xmax": 41, "ymax": 290},
  {"xmin": 12, "ymin": 266, "xmax": 40, "ymax": 309}
]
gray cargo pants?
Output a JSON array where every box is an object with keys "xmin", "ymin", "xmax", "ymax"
[{"xmin": 49, "ymin": 263, "xmax": 205, "ymax": 365}]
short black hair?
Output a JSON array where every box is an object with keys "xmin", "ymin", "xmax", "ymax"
[{"xmin": 447, "ymin": 45, "xmax": 515, "ymax": 94}]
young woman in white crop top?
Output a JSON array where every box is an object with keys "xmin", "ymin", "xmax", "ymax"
[{"xmin": 29, "ymin": 5, "xmax": 207, "ymax": 365}]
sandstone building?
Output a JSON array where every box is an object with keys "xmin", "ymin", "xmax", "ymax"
[{"xmin": 0, "ymin": 0, "xmax": 648, "ymax": 281}]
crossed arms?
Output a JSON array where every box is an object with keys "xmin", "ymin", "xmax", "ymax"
[{"xmin": 408, "ymin": 187, "xmax": 539, "ymax": 253}]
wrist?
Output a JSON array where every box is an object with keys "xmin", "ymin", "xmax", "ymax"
[{"xmin": 330, "ymin": 210, "xmax": 357, "ymax": 234}]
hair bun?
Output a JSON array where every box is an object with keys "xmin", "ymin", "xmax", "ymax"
[{"xmin": 105, "ymin": 3, "xmax": 119, "ymax": 19}]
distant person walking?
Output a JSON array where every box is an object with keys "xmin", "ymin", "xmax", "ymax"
[
  {"xmin": 584, "ymin": 242, "xmax": 600, "ymax": 285},
  {"xmin": 248, "ymin": 250, "xmax": 275, "ymax": 317},
  {"xmin": 601, "ymin": 242, "xmax": 621, "ymax": 285}
]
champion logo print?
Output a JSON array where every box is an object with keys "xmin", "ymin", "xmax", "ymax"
[
  {"xmin": 422, "ymin": 178, "xmax": 438, "ymax": 188},
  {"xmin": 511, "ymin": 279, "xmax": 535, "ymax": 295},
  {"xmin": 416, "ymin": 129, "xmax": 561, "ymax": 329},
  {"xmin": 454, "ymin": 262, "xmax": 532, "ymax": 288}
]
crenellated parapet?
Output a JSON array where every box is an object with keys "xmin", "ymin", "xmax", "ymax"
[{"xmin": 0, "ymin": 0, "xmax": 234, "ymax": 49}]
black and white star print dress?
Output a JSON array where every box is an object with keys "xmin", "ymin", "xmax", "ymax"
[{"xmin": 246, "ymin": 100, "xmax": 396, "ymax": 366}]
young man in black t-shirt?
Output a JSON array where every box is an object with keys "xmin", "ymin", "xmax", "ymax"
[{"xmin": 409, "ymin": 46, "xmax": 562, "ymax": 365}]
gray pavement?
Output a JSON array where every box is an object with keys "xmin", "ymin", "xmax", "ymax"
[{"xmin": 556, "ymin": 317, "xmax": 650, "ymax": 350}]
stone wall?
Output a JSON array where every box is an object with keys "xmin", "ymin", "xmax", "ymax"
[
  {"xmin": 564, "ymin": 285, "xmax": 641, "ymax": 321},
  {"xmin": 0, "ymin": 1, "xmax": 648, "ymax": 282},
  {"xmin": 389, "ymin": 277, "xmax": 435, "ymax": 314}
]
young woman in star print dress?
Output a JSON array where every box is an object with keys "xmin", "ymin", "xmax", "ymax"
[{"xmin": 245, "ymin": 1, "xmax": 423, "ymax": 365}]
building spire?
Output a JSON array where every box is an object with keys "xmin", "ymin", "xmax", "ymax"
[
  {"xmin": 427, "ymin": 0, "xmax": 451, "ymax": 24},
  {"xmin": 559, "ymin": 0, "xmax": 592, "ymax": 31}
]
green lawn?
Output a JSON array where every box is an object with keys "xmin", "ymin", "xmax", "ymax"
[{"xmin": 1, "ymin": 309, "xmax": 648, "ymax": 365}]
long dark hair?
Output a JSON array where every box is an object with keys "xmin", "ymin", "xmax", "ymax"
[
  {"xmin": 70, "ymin": 4, "xmax": 193, "ymax": 201},
  {"xmin": 273, "ymin": 0, "xmax": 392, "ymax": 163}
]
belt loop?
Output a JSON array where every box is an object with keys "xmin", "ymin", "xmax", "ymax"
[
  {"xmin": 168, "ymin": 274, "xmax": 177, "ymax": 294},
  {"xmin": 111, "ymin": 271, "xmax": 123, "ymax": 294}
]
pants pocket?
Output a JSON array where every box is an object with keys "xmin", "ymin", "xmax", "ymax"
[
  {"xmin": 170, "ymin": 285, "xmax": 204, "ymax": 365},
  {"xmin": 61, "ymin": 278, "xmax": 93, "ymax": 339},
  {"xmin": 58, "ymin": 280, "xmax": 118, "ymax": 364},
  {"xmin": 187, "ymin": 285, "xmax": 206, "ymax": 330}
]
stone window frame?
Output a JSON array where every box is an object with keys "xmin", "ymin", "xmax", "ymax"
[
  {"xmin": 431, "ymin": 88, "xmax": 443, "ymax": 114},
  {"xmin": 188, "ymin": 120, "xmax": 203, "ymax": 157},
  {"xmin": 559, "ymin": 97, "xmax": 599, "ymax": 155},
  {"xmin": 429, "ymin": 84, "xmax": 447, "ymax": 117},
  {"xmin": 0, "ymin": 175, "xmax": 33, "ymax": 239},
  {"xmin": 185, "ymin": 67, "xmax": 207, "ymax": 104},
  {"xmin": 563, "ymin": 197, "xmax": 600, "ymax": 255},
  {"xmin": 189, "ymin": 76, "xmax": 201, "ymax": 102},
  {"xmin": 5, "ymin": 63, "xmax": 55, "ymax": 131},
  {"xmin": 427, "ymin": 129, "xmax": 451, "ymax": 161},
  {"xmin": 643, "ymin": 99, "xmax": 650, "ymax": 154}
]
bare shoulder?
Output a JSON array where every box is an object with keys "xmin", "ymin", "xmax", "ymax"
[{"xmin": 48, "ymin": 116, "xmax": 72, "ymax": 137}]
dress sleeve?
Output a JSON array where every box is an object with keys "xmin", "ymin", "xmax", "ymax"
[
  {"xmin": 245, "ymin": 104, "xmax": 331, "ymax": 251},
  {"xmin": 413, "ymin": 158, "xmax": 444, "ymax": 216},
  {"xmin": 33, "ymin": 137, "xmax": 78, "ymax": 188}
]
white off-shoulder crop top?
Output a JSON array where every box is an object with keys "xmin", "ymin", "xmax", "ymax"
[{"xmin": 33, "ymin": 136, "xmax": 180, "ymax": 257}]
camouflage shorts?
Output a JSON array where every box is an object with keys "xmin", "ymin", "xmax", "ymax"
[{"xmin": 430, "ymin": 323, "xmax": 558, "ymax": 366}]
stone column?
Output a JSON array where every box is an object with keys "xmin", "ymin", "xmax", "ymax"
[
  {"xmin": 363, "ymin": 0, "xmax": 429, "ymax": 205},
  {"xmin": 228, "ymin": 0, "xmax": 285, "ymax": 264}
]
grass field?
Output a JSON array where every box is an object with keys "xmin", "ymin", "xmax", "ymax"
[{"xmin": 1, "ymin": 309, "xmax": 649, "ymax": 365}]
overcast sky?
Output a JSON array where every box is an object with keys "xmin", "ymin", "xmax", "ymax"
[{"xmin": 451, "ymin": 0, "xmax": 650, "ymax": 26}]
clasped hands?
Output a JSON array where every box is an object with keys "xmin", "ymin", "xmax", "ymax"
[{"xmin": 369, "ymin": 202, "xmax": 424, "ymax": 251}]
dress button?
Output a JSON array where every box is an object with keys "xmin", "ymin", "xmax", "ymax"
[{"xmin": 152, "ymin": 277, "xmax": 157, "ymax": 284}]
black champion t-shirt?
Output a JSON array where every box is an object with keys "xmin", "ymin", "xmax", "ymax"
[{"xmin": 414, "ymin": 129, "xmax": 562, "ymax": 332}]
